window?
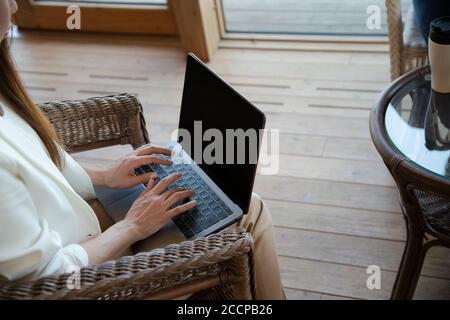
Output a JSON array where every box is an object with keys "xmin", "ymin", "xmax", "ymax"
[{"xmin": 221, "ymin": 0, "xmax": 411, "ymax": 36}]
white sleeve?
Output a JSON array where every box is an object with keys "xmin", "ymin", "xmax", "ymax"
[
  {"xmin": 0, "ymin": 166, "xmax": 89, "ymax": 281},
  {"xmin": 60, "ymin": 148, "xmax": 97, "ymax": 201}
]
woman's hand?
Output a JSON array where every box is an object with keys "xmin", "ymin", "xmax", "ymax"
[
  {"xmin": 85, "ymin": 144, "xmax": 174, "ymax": 189},
  {"xmin": 81, "ymin": 172, "xmax": 196, "ymax": 265},
  {"xmin": 123, "ymin": 172, "xmax": 196, "ymax": 241}
]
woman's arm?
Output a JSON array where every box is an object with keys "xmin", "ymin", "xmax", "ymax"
[
  {"xmin": 81, "ymin": 164, "xmax": 108, "ymax": 186},
  {"xmin": 0, "ymin": 165, "xmax": 91, "ymax": 281},
  {"xmin": 81, "ymin": 173, "xmax": 196, "ymax": 265},
  {"xmin": 79, "ymin": 144, "xmax": 197, "ymax": 264},
  {"xmin": 80, "ymin": 219, "xmax": 137, "ymax": 264}
]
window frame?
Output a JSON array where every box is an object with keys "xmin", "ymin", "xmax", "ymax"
[{"xmin": 14, "ymin": 0, "xmax": 178, "ymax": 35}]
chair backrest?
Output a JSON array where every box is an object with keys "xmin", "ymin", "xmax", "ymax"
[
  {"xmin": 386, "ymin": 0, "xmax": 429, "ymax": 80},
  {"xmin": 386, "ymin": 0, "xmax": 405, "ymax": 79}
]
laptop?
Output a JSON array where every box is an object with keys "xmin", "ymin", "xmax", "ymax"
[{"xmin": 94, "ymin": 53, "xmax": 266, "ymax": 249}]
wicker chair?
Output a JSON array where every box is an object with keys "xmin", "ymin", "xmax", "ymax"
[
  {"xmin": 0, "ymin": 93, "xmax": 256, "ymax": 300},
  {"xmin": 386, "ymin": 0, "xmax": 428, "ymax": 81}
]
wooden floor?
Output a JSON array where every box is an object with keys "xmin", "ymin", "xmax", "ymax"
[{"xmin": 12, "ymin": 30, "xmax": 450, "ymax": 300}]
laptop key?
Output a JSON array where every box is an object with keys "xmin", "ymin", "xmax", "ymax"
[
  {"xmin": 183, "ymin": 229, "xmax": 194, "ymax": 239},
  {"xmin": 218, "ymin": 200, "xmax": 228, "ymax": 209},
  {"xmin": 198, "ymin": 217, "xmax": 210, "ymax": 229},
  {"xmin": 135, "ymin": 168, "xmax": 145, "ymax": 175},
  {"xmin": 142, "ymin": 164, "xmax": 153, "ymax": 172},
  {"xmin": 204, "ymin": 214, "xmax": 220, "ymax": 226},
  {"xmin": 216, "ymin": 209, "xmax": 228, "ymax": 219},
  {"xmin": 177, "ymin": 221, "xmax": 189, "ymax": 233},
  {"xmin": 188, "ymin": 220, "xmax": 203, "ymax": 234},
  {"xmin": 197, "ymin": 211, "xmax": 219, "ymax": 228},
  {"xmin": 189, "ymin": 208, "xmax": 202, "ymax": 220},
  {"xmin": 201, "ymin": 194, "xmax": 210, "ymax": 201},
  {"xmin": 210, "ymin": 202, "xmax": 219, "ymax": 210},
  {"xmin": 190, "ymin": 182, "xmax": 201, "ymax": 189}
]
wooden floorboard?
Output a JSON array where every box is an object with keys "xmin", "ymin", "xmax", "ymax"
[{"xmin": 13, "ymin": 30, "xmax": 450, "ymax": 300}]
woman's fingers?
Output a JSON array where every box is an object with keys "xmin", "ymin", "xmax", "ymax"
[
  {"xmin": 135, "ymin": 172, "xmax": 157, "ymax": 185},
  {"xmin": 141, "ymin": 175, "xmax": 157, "ymax": 194},
  {"xmin": 131, "ymin": 155, "xmax": 172, "ymax": 168},
  {"xmin": 166, "ymin": 200, "xmax": 197, "ymax": 219},
  {"xmin": 152, "ymin": 173, "xmax": 182, "ymax": 194},
  {"xmin": 165, "ymin": 189, "xmax": 195, "ymax": 207},
  {"xmin": 161, "ymin": 187, "xmax": 187, "ymax": 200},
  {"xmin": 135, "ymin": 145, "xmax": 172, "ymax": 157}
]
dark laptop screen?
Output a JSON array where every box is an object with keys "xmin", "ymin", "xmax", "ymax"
[{"xmin": 178, "ymin": 54, "xmax": 265, "ymax": 213}]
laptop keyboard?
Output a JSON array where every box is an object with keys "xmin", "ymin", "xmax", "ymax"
[{"xmin": 135, "ymin": 154, "xmax": 233, "ymax": 238}]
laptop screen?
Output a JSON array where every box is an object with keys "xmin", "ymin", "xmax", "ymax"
[{"xmin": 178, "ymin": 54, "xmax": 266, "ymax": 214}]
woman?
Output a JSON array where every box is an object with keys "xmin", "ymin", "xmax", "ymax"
[{"xmin": 0, "ymin": 0, "xmax": 284, "ymax": 299}]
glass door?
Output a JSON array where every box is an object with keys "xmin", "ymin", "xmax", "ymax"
[{"xmin": 219, "ymin": 0, "xmax": 411, "ymax": 38}]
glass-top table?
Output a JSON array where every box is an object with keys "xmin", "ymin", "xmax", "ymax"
[
  {"xmin": 386, "ymin": 70, "xmax": 450, "ymax": 180},
  {"xmin": 371, "ymin": 65, "xmax": 450, "ymax": 300}
]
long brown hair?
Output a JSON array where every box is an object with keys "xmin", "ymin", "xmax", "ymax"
[{"xmin": 0, "ymin": 36, "xmax": 64, "ymax": 169}]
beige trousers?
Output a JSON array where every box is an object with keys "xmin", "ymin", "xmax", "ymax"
[
  {"xmin": 230, "ymin": 193, "xmax": 285, "ymax": 300},
  {"xmin": 90, "ymin": 193, "xmax": 285, "ymax": 300}
]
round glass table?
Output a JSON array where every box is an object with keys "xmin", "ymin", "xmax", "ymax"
[
  {"xmin": 385, "ymin": 69, "xmax": 450, "ymax": 180},
  {"xmin": 370, "ymin": 65, "xmax": 450, "ymax": 300}
]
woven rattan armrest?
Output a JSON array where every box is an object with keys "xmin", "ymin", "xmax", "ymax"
[
  {"xmin": 38, "ymin": 93, "xmax": 150, "ymax": 153},
  {"xmin": 0, "ymin": 227, "xmax": 254, "ymax": 300}
]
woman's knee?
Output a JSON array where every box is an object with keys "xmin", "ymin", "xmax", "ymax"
[{"xmin": 239, "ymin": 192, "xmax": 273, "ymax": 232}]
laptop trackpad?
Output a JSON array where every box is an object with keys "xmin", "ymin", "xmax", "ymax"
[
  {"xmin": 104, "ymin": 190, "xmax": 142, "ymax": 223},
  {"xmin": 94, "ymin": 184, "xmax": 144, "ymax": 223}
]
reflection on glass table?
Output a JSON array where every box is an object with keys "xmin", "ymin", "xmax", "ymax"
[{"xmin": 385, "ymin": 72, "xmax": 450, "ymax": 178}]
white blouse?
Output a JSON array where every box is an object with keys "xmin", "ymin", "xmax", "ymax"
[{"xmin": 0, "ymin": 98, "xmax": 101, "ymax": 281}]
